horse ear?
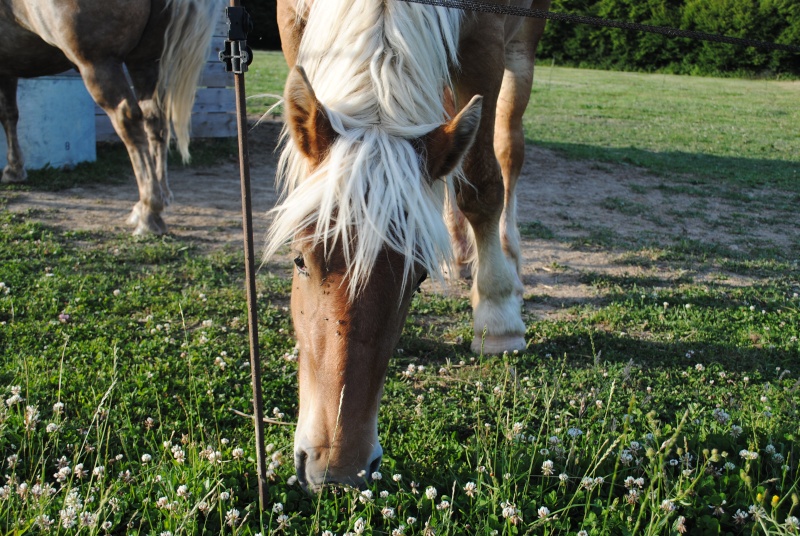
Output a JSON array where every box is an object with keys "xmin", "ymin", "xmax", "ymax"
[
  {"xmin": 422, "ymin": 95, "xmax": 483, "ymax": 180},
  {"xmin": 284, "ymin": 66, "xmax": 336, "ymax": 163}
]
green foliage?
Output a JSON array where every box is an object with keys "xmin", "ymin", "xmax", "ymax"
[{"xmin": 539, "ymin": 0, "xmax": 800, "ymax": 77}]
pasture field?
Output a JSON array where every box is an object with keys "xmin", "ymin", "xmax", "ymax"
[{"xmin": 0, "ymin": 51, "xmax": 799, "ymax": 534}]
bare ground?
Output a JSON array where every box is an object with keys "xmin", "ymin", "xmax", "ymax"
[{"xmin": 3, "ymin": 118, "xmax": 798, "ymax": 319}]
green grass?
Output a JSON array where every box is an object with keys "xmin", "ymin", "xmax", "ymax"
[
  {"xmin": 528, "ymin": 65, "xmax": 800, "ymax": 191},
  {"xmin": 246, "ymin": 51, "xmax": 290, "ymax": 118},
  {"xmin": 1, "ymin": 192, "xmax": 799, "ymax": 534}
]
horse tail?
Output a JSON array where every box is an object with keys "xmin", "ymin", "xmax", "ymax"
[{"xmin": 157, "ymin": 0, "xmax": 218, "ymax": 163}]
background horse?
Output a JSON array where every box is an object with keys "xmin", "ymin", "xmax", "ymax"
[
  {"xmin": 0, "ymin": 0, "xmax": 218, "ymax": 234},
  {"xmin": 272, "ymin": 0, "xmax": 550, "ymax": 491}
]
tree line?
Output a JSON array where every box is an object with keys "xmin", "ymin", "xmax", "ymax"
[{"xmin": 248, "ymin": 0, "xmax": 799, "ymax": 78}]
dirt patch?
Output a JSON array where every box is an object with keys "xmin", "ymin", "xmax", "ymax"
[{"xmin": 3, "ymin": 117, "xmax": 797, "ymax": 318}]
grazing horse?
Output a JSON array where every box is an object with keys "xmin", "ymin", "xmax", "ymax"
[
  {"xmin": 0, "ymin": 0, "xmax": 218, "ymax": 234},
  {"xmin": 271, "ymin": 0, "xmax": 550, "ymax": 491}
]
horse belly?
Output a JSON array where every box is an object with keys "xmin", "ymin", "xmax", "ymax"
[{"xmin": 0, "ymin": 20, "xmax": 73, "ymax": 77}]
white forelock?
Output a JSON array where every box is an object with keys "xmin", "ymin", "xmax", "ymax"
[{"xmin": 266, "ymin": 0, "xmax": 463, "ymax": 298}]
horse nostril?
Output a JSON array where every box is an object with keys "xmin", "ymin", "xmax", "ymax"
[{"xmin": 294, "ymin": 451, "xmax": 308, "ymax": 489}]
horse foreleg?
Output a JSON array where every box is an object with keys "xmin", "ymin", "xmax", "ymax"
[
  {"xmin": 79, "ymin": 61, "xmax": 166, "ymax": 235},
  {"xmin": 494, "ymin": 17, "xmax": 544, "ymax": 281},
  {"xmin": 0, "ymin": 77, "xmax": 26, "ymax": 184},
  {"xmin": 445, "ymin": 194, "xmax": 474, "ymax": 280},
  {"xmin": 455, "ymin": 36, "xmax": 527, "ymax": 355}
]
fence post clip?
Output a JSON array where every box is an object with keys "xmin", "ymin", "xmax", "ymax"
[{"xmin": 220, "ymin": 6, "xmax": 254, "ymax": 74}]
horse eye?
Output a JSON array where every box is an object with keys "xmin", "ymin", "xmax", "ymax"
[{"xmin": 294, "ymin": 254, "xmax": 308, "ymax": 275}]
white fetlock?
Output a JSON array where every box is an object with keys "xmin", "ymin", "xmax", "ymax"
[{"xmin": 127, "ymin": 202, "xmax": 142, "ymax": 226}]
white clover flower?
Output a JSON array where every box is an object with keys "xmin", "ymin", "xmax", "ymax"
[
  {"xmin": 407, "ymin": 517, "xmax": 417, "ymax": 525},
  {"xmin": 60, "ymin": 507, "xmax": 78, "ymax": 529},
  {"xmin": 712, "ymin": 408, "xmax": 730, "ymax": 424},
  {"xmin": 730, "ymin": 425, "xmax": 743, "ymax": 438},
  {"xmin": 232, "ymin": 447, "xmax": 244, "ymax": 460},
  {"xmin": 273, "ymin": 502, "xmax": 284, "ymax": 514},
  {"xmin": 739, "ymin": 449, "xmax": 759, "ymax": 461},
  {"xmin": 785, "ymin": 516, "xmax": 799, "ymax": 529},
  {"xmin": 371, "ymin": 471, "xmax": 382, "ymax": 480},
  {"xmin": 538, "ymin": 506, "xmax": 550, "ymax": 519},
  {"xmin": 54, "ymin": 466, "xmax": 71, "ymax": 482},
  {"xmin": 425, "ymin": 486, "xmax": 437, "ymax": 500},
  {"xmin": 79, "ymin": 511, "xmax": 97, "ymax": 527},
  {"xmin": 567, "ymin": 427, "xmax": 583, "ymax": 438},
  {"xmin": 464, "ymin": 481, "xmax": 478, "ymax": 497},
  {"xmin": 172, "ymin": 448, "xmax": 186, "ymax": 464},
  {"xmin": 360, "ymin": 490, "xmax": 373, "ymax": 502},
  {"xmin": 219, "ymin": 491, "xmax": 231, "ymax": 501},
  {"xmin": 392, "ymin": 473, "xmax": 402, "ymax": 482},
  {"xmin": 24, "ymin": 405, "xmax": 40, "ymax": 431},
  {"xmin": 559, "ymin": 473, "xmax": 568, "ymax": 483},
  {"xmin": 92, "ymin": 466, "xmax": 105, "ymax": 477},
  {"xmin": 733, "ymin": 509, "xmax": 749, "ymax": 524},
  {"xmin": 695, "ymin": 363, "xmax": 705, "ymax": 372},
  {"xmin": 141, "ymin": 453, "xmax": 152, "ymax": 463},
  {"xmin": 35, "ymin": 514, "xmax": 54, "ymax": 530},
  {"xmin": 353, "ymin": 517, "xmax": 366, "ymax": 535},
  {"xmin": 660, "ymin": 499, "xmax": 676, "ymax": 512},
  {"xmin": 177, "ymin": 485, "xmax": 189, "ymax": 498},
  {"xmin": 542, "ymin": 459, "xmax": 554, "ymax": 476},
  {"xmin": 436, "ymin": 500, "xmax": 450, "ymax": 510},
  {"xmin": 382, "ymin": 506, "xmax": 396, "ymax": 518},
  {"xmin": 501, "ymin": 501, "xmax": 517, "ymax": 518},
  {"xmin": 225, "ymin": 508, "xmax": 240, "ymax": 527}
]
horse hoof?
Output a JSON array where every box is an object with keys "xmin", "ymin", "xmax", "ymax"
[
  {"xmin": 132, "ymin": 213, "xmax": 167, "ymax": 236},
  {"xmin": 471, "ymin": 334, "xmax": 527, "ymax": 355},
  {"xmin": 1, "ymin": 167, "xmax": 27, "ymax": 184}
]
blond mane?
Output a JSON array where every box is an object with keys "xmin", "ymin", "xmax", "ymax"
[{"xmin": 265, "ymin": 0, "xmax": 463, "ymax": 298}]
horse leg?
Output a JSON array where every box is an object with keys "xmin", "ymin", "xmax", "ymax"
[
  {"xmin": 0, "ymin": 76, "xmax": 26, "ymax": 184},
  {"xmin": 445, "ymin": 194, "xmax": 474, "ymax": 279},
  {"xmin": 127, "ymin": 63, "xmax": 172, "ymax": 226},
  {"xmin": 78, "ymin": 61, "xmax": 166, "ymax": 234},
  {"xmin": 495, "ymin": 15, "xmax": 548, "ymax": 278},
  {"xmin": 454, "ymin": 32, "xmax": 527, "ymax": 354}
]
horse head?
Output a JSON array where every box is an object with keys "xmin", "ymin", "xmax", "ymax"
[{"xmin": 280, "ymin": 66, "xmax": 482, "ymax": 491}]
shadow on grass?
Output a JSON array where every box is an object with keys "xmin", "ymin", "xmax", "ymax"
[
  {"xmin": 532, "ymin": 140, "xmax": 800, "ymax": 193},
  {"xmin": 526, "ymin": 329, "xmax": 798, "ymax": 375}
]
